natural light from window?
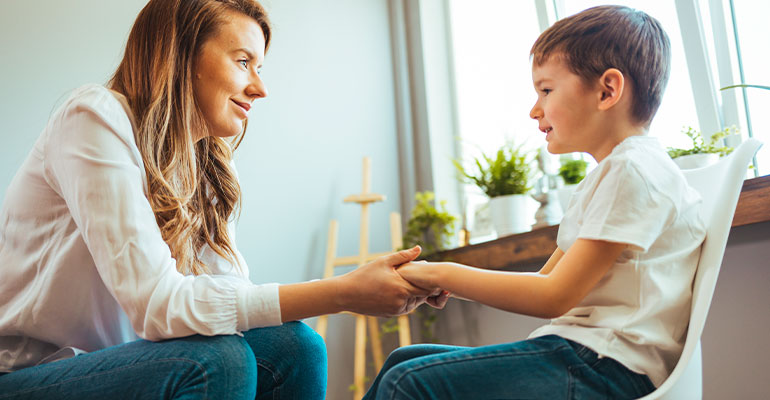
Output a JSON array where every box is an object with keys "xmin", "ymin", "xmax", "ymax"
[
  {"xmin": 731, "ymin": 0, "xmax": 770, "ymax": 175},
  {"xmin": 449, "ymin": 0, "xmax": 544, "ymax": 240}
]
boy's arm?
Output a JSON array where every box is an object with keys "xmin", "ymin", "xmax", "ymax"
[
  {"xmin": 397, "ymin": 239, "xmax": 626, "ymax": 319},
  {"xmin": 538, "ymin": 247, "xmax": 565, "ymax": 275}
]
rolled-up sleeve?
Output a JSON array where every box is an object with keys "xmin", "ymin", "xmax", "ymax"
[{"xmin": 42, "ymin": 87, "xmax": 282, "ymax": 341}]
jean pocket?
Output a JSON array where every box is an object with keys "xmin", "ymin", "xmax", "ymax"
[
  {"xmin": 568, "ymin": 363, "xmax": 609, "ymax": 400},
  {"xmin": 592, "ymin": 357, "xmax": 655, "ymax": 398}
]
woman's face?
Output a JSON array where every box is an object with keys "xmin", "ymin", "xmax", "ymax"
[{"xmin": 193, "ymin": 11, "xmax": 267, "ymax": 141}]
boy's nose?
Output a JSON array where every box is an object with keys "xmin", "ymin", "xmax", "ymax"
[{"xmin": 529, "ymin": 103, "xmax": 542, "ymax": 120}]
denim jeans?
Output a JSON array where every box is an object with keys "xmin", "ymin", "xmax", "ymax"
[
  {"xmin": 363, "ymin": 335, "xmax": 655, "ymax": 400},
  {"xmin": 0, "ymin": 321, "xmax": 326, "ymax": 399}
]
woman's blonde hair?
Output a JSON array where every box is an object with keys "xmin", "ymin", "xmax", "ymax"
[{"xmin": 109, "ymin": 0, "xmax": 271, "ymax": 275}]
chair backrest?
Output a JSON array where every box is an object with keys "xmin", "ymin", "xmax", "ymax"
[{"xmin": 640, "ymin": 138, "xmax": 763, "ymax": 399}]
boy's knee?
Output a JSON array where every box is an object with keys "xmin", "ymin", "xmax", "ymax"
[{"xmin": 377, "ymin": 363, "xmax": 424, "ymax": 398}]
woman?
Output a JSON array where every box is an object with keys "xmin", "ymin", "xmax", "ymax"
[{"xmin": 0, "ymin": 0, "xmax": 448, "ymax": 398}]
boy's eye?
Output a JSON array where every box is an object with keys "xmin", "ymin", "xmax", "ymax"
[
  {"xmin": 239, "ymin": 60, "xmax": 248, "ymax": 68},
  {"xmin": 541, "ymin": 88, "xmax": 552, "ymax": 95}
]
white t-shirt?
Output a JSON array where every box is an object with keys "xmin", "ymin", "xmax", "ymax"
[
  {"xmin": 529, "ymin": 135, "xmax": 706, "ymax": 387},
  {"xmin": 0, "ymin": 85, "xmax": 282, "ymax": 373}
]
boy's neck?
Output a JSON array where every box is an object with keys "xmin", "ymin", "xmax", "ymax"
[{"xmin": 589, "ymin": 119, "xmax": 647, "ymax": 163}]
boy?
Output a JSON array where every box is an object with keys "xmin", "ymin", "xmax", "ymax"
[{"xmin": 363, "ymin": 5, "xmax": 706, "ymax": 399}]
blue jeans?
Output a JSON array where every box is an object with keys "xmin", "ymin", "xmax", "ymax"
[
  {"xmin": 363, "ymin": 335, "xmax": 655, "ymax": 399},
  {"xmin": 0, "ymin": 321, "xmax": 326, "ymax": 399}
]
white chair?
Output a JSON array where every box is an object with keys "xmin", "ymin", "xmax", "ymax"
[{"xmin": 638, "ymin": 138, "xmax": 763, "ymax": 400}]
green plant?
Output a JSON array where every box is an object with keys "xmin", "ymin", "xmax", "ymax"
[
  {"xmin": 453, "ymin": 143, "xmax": 535, "ymax": 198},
  {"xmin": 558, "ymin": 159, "xmax": 588, "ymax": 185},
  {"xmin": 721, "ymin": 84, "xmax": 770, "ymax": 91},
  {"xmin": 666, "ymin": 126, "xmax": 736, "ymax": 159},
  {"xmin": 401, "ymin": 191, "xmax": 457, "ymax": 257}
]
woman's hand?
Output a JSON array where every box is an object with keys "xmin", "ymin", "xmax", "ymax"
[{"xmin": 335, "ymin": 246, "xmax": 434, "ymax": 317}]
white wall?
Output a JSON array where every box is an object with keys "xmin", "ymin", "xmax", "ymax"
[{"xmin": 0, "ymin": 1, "xmax": 401, "ymax": 398}]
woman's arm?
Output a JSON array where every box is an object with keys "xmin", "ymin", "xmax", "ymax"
[
  {"xmin": 279, "ymin": 246, "xmax": 435, "ymax": 322},
  {"xmin": 397, "ymin": 239, "xmax": 626, "ymax": 319}
]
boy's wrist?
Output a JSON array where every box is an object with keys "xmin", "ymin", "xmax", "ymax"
[{"xmin": 431, "ymin": 262, "xmax": 455, "ymax": 288}]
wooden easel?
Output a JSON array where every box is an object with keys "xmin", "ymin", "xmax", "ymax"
[{"xmin": 315, "ymin": 157, "xmax": 411, "ymax": 400}]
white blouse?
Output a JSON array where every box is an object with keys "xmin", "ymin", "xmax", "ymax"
[{"xmin": 0, "ymin": 85, "xmax": 282, "ymax": 373}]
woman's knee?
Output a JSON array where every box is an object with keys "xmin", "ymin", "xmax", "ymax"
[
  {"xmin": 280, "ymin": 321, "xmax": 327, "ymax": 376},
  {"xmin": 242, "ymin": 321, "xmax": 327, "ymax": 395},
  {"xmin": 171, "ymin": 334, "xmax": 257, "ymax": 399}
]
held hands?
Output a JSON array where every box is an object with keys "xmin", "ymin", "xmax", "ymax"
[
  {"xmin": 336, "ymin": 246, "xmax": 438, "ymax": 317},
  {"xmin": 397, "ymin": 261, "xmax": 450, "ymax": 309}
]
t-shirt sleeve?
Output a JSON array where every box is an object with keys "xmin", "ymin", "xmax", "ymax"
[
  {"xmin": 578, "ymin": 160, "xmax": 677, "ymax": 253},
  {"xmin": 42, "ymin": 87, "xmax": 281, "ymax": 341}
]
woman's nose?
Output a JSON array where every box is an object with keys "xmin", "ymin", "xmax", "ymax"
[{"xmin": 247, "ymin": 74, "xmax": 268, "ymax": 99}]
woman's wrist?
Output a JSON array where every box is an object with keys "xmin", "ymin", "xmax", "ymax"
[{"xmin": 329, "ymin": 275, "xmax": 351, "ymax": 313}]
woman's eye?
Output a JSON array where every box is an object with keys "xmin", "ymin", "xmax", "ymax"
[
  {"xmin": 239, "ymin": 60, "xmax": 248, "ymax": 68},
  {"xmin": 541, "ymin": 89, "xmax": 552, "ymax": 95},
  {"xmin": 256, "ymin": 68, "xmax": 262, "ymax": 75}
]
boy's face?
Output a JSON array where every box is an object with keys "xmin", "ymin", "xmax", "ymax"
[{"xmin": 529, "ymin": 56, "xmax": 602, "ymax": 155}]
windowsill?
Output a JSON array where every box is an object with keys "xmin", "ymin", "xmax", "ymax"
[{"xmin": 433, "ymin": 175, "xmax": 770, "ymax": 271}]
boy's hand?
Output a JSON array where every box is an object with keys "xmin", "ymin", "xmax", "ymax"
[
  {"xmin": 397, "ymin": 261, "xmax": 451, "ymax": 309},
  {"xmin": 396, "ymin": 261, "xmax": 438, "ymax": 289},
  {"xmin": 426, "ymin": 290, "xmax": 451, "ymax": 309}
]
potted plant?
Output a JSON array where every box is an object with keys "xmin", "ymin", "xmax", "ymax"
[
  {"xmin": 556, "ymin": 157, "xmax": 588, "ymax": 212},
  {"xmin": 666, "ymin": 126, "xmax": 736, "ymax": 169},
  {"xmin": 401, "ymin": 191, "xmax": 457, "ymax": 257},
  {"xmin": 454, "ymin": 143, "xmax": 536, "ymax": 236},
  {"xmin": 385, "ymin": 191, "xmax": 456, "ymax": 344}
]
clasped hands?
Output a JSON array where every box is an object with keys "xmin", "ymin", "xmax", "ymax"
[{"xmin": 337, "ymin": 246, "xmax": 450, "ymax": 317}]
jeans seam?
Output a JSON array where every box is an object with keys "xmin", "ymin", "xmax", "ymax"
[
  {"xmin": 386, "ymin": 346, "xmax": 570, "ymax": 400},
  {"xmin": 0, "ymin": 358, "xmax": 208, "ymax": 399},
  {"xmin": 393, "ymin": 384, "xmax": 419, "ymax": 400},
  {"xmin": 254, "ymin": 357, "xmax": 282, "ymax": 399}
]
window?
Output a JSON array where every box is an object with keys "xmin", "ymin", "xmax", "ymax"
[
  {"xmin": 449, "ymin": 0, "xmax": 543, "ymax": 155},
  {"xmin": 448, "ymin": 0, "xmax": 544, "ymax": 241},
  {"xmin": 727, "ymin": 0, "xmax": 770, "ymax": 175}
]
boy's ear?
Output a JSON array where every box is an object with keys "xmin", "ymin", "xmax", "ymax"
[{"xmin": 596, "ymin": 68, "xmax": 625, "ymax": 111}]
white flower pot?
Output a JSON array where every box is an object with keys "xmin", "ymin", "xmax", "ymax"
[
  {"xmin": 488, "ymin": 194, "xmax": 536, "ymax": 237},
  {"xmin": 673, "ymin": 153, "xmax": 719, "ymax": 169}
]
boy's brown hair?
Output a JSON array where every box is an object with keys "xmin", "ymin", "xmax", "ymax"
[{"xmin": 531, "ymin": 5, "xmax": 671, "ymax": 127}]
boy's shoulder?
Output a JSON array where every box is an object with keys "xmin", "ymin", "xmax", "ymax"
[{"xmin": 599, "ymin": 135, "xmax": 691, "ymax": 204}]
